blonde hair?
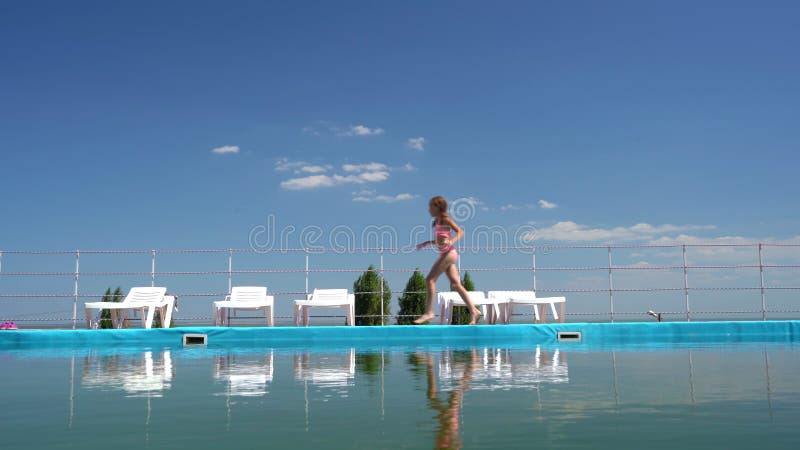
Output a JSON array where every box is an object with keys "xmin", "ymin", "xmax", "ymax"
[{"xmin": 429, "ymin": 196, "xmax": 448, "ymax": 216}]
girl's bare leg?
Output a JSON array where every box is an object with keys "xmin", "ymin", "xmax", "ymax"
[
  {"xmin": 414, "ymin": 253, "xmax": 451, "ymax": 324},
  {"xmin": 445, "ymin": 263, "xmax": 482, "ymax": 324}
]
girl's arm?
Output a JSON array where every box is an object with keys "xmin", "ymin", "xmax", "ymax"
[{"xmin": 416, "ymin": 240, "xmax": 434, "ymax": 250}]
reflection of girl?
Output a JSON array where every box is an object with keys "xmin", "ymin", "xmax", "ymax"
[
  {"xmin": 414, "ymin": 196, "xmax": 481, "ymax": 324},
  {"xmin": 414, "ymin": 350, "xmax": 477, "ymax": 450}
]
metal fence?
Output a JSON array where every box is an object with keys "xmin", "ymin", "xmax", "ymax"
[{"xmin": 1, "ymin": 243, "xmax": 799, "ymax": 328}]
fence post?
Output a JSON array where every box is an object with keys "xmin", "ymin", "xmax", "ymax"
[
  {"xmin": 607, "ymin": 246, "xmax": 614, "ymax": 323},
  {"xmin": 758, "ymin": 243, "xmax": 766, "ymax": 320},
  {"xmin": 151, "ymin": 250, "xmax": 156, "ymax": 287},
  {"xmin": 227, "ymin": 249, "xmax": 233, "ymax": 294},
  {"xmin": 73, "ymin": 250, "xmax": 80, "ymax": 330},
  {"xmin": 380, "ymin": 249, "xmax": 385, "ymax": 326},
  {"xmin": 683, "ymin": 245, "xmax": 690, "ymax": 322},
  {"xmin": 304, "ymin": 250, "xmax": 309, "ymax": 297},
  {"xmin": 532, "ymin": 248, "xmax": 537, "ymax": 292}
]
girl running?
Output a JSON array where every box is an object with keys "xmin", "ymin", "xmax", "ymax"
[{"xmin": 414, "ymin": 196, "xmax": 482, "ymax": 325}]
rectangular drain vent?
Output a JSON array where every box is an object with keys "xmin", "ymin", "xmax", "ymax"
[
  {"xmin": 557, "ymin": 331, "xmax": 582, "ymax": 342},
  {"xmin": 183, "ymin": 334, "xmax": 207, "ymax": 346}
]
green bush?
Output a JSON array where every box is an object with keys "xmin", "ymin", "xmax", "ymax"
[
  {"xmin": 99, "ymin": 287, "xmax": 124, "ymax": 329},
  {"xmin": 450, "ymin": 272, "xmax": 475, "ymax": 325},
  {"xmin": 396, "ymin": 269, "xmax": 427, "ymax": 325},
  {"xmin": 353, "ymin": 265, "xmax": 391, "ymax": 326}
]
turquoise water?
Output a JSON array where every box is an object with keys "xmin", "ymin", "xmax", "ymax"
[{"xmin": 2, "ymin": 341, "xmax": 799, "ymax": 449}]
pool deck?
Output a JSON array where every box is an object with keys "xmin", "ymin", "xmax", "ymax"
[{"xmin": 1, "ymin": 321, "xmax": 799, "ymax": 350}]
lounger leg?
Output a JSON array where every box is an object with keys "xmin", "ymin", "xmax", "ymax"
[
  {"xmin": 559, "ymin": 303, "xmax": 566, "ymax": 323},
  {"xmin": 110, "ymin": 309, "xmax": 120, "ymax": 329},
  {"xmin": 303, "ymin": 306, "xmax": 309, "ymax": 326},
  {"xmin": 163, "ymin": 301, "xmax": 174, "ymax": 328},
  {"xmin": 85, "ymin": 308, "xmax": 94, "ymax": 329},
  {"xmin": 267, "ymin": 306, "xmax": 274, "ymax": 327},
  {"xmin": 144, "ymin": 306, "xmax": 156, "ymax": 329},
  {"xmin": 549, "ymin": 302, "xmax": 559, "ymax": 322},
  {"xmin": 294, "ymin": 305, "xmax": 299, "ymax": 326},
  {"xmin": 345, "ymin": 305, "xmax": 352, "ymax": 326},
  {"xmin": 507, "ymin": 303, "xmax": 514, "ymax": 324},
  {"xmin": 532, "ymin": 304, "xmax": 540, "ymax": 323},
  {"xmin": 440, "ymin": 302, "xmax": 446, "ymax": 325}
]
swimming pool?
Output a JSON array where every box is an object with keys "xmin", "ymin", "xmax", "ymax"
[{"xmin": 2, "ymin": 323, "xmax": 799, "ymax": 449}]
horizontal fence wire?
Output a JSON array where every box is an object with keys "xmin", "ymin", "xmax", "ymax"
[{"xmin": 1, "ymin": 243, "xmax": 799, "ymax": 326}]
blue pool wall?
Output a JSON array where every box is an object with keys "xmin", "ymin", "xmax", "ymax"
[{"xmin": 1, "ymin": 321, "xmax": 799, "ymax": 351}]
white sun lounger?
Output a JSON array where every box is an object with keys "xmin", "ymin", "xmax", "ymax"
[
  {"xmin": 293, "ymin": 288, "xmax": 355, "ymax": 326},
  {"xmin": 488, "ymin": 290, "xmax": 566, "ymax": 324},
  {"xmin": 437, "ymin": 291, "xmax": 505, "ymax": 325},
  {"xmin": 213, "ymin": 286, "xmax": 275, "ymax": 326},
  {"xmin": 84, "ymin": 287, "xmax": 175, "ymax": 329}
]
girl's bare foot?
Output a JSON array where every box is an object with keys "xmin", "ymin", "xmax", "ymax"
[
  {"xmin": 468, "ymin": 309, "xmax": 483, "ymax": 325},
  {"xmin": 414, "ymin": 312, "xmax": 436, "ymax": 324}
]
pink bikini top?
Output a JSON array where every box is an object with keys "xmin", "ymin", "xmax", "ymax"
[
  {"xmin": 434, "ymin": 218, "xmax": 454, "ymax": 252},
  {"xmin": 433, "ymin": 218, "xmax": 451, "ymax": 238}
]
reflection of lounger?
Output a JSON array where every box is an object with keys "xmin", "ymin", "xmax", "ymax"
[
  {"xmin": 293, "ymin": 349, "xmax": 356, "ymax": 388},
  {"xmin": 82, "ymin": 350, "xmax": 173, "ymax": 397},
  {"xmin": 213, "ymin": 352, "xmax": 274, "ymax": 397},
  {"xmin": 438, "ymin": 347, "xmax": 568, "ymax": 391}
]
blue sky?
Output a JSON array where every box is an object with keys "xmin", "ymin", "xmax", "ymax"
[{"xmin": 1, "ymin": 1, "xmax": 799, "ymax": 321}]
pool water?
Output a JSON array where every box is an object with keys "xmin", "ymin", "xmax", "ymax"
[{"xmin": 2, "ymin": 343, "xmax": 799, "ymax": 449}]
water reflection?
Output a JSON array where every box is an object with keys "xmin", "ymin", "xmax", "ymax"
[
  {"xmin": 411, "ymin": 350, "xmax": 475, "ymax": 449},
  {"xmin": 439, "ymin": 347, "xmax": 568, "ymax": 391},
  {"xmin": 408, "ymin": 347, "xmax": 569, "ymax": 449},
  {"xmin": 81, "ymin": 350, "xmax": 173, "ymax": 397},
  {"xmin": 294, "ymin": 348, "xmax": 356, "ymax": 388},
  {"xmin": 45, "ymin": 343, "xmax": 793, "ymax": 449},
  {"xmin": 213, "ymin": 351, "xmax": 274, "ymax": 397}
]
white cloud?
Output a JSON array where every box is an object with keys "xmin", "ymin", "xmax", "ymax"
[
  {"xmin": 342, "ymin": 162, "xmax": 389, "ymax": 172},
  {"xmin": 301, "ymin": 125, "xmax": 319, "ymax": 136},
  {"xmin": 280, "ymin": 175, "xmax": 335, "ymax": 190},
  {"xmin": 280, "ymin": 171, "xmax": 390, "ymax": 190},
  {"xmin": 212, "ymin": 145, "xmax": 240, "ymax": 155},
  {"xmin": 278, "ymin": 159, "xmax": 419, "ymax": 191},
  {"xmin": 339, "ymin": 124, "xmax": 385, "ymax": 137},
  {"xmin": 353, "ymin": 193, "xmax": 417, "ymax": 203},
  {"xmin": 500, "ymin": 204, "xmax": 521, "ymax": 211},
  {"xmin": 274, "ymin": 158, "xmax": 307, "ymax": 172},
  {"xmin": 298, "ymin": 165, "xmax": 332, "ymax": 174},
  {"xmin": 527, "ymin": 221, "xmax": 717, "ymax": 243},
  {"xmin": 538, "ymin": 199, "xmax": 557, "ymax": 209},
  {"xmin": 646, "ymin": 234, "xmax": 800, "ymax": 262},
  {"xmin": 407, "ymin": 137, "xmax": 425, "ymax": 151}
]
